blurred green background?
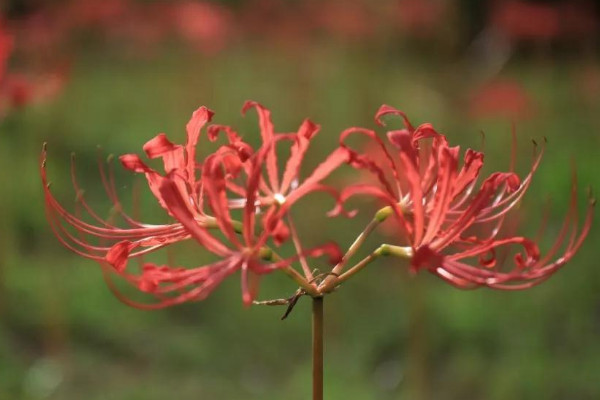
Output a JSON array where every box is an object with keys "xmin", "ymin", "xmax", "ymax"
[{"xmin": 1, "ymin": 0, "xmax": 600, "ymax": 399}]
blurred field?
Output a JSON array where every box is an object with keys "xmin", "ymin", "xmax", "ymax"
[{"xmin": 1, "ymin": 1, "xmax": 600, "ymax": 399}]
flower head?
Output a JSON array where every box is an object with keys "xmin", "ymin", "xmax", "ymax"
[
  {"xmin": 335, "ymin": 105, "xmax": 594, "ymax": 289},
  {"xmin": 42, "ymin": 102, "xmax": 343, "ymax": 308}
]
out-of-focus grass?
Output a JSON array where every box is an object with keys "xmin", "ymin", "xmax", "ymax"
[{"xmin": 0, "ymin": 42, "xmax": 599, "ymax": 400}]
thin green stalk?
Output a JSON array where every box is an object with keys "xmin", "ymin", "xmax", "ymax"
[
  {"xmin": 264, "ymin": 251, "xmax": 320, "ymax": 297},
  {"xmin": 335, "ymin": 252, "xmax": 379, "ymax": 285},
  {"xmin": 320, "ymin": 244, "xmax": 413, "ymax": 292},
  {"xmin": 318, "ymin": 218, "xmax": 380, "ymax": 294}
]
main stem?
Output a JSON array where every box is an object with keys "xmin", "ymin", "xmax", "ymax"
[{"xmin": 312, "ymin": 296, "xmax": 324, "ymax": 400}]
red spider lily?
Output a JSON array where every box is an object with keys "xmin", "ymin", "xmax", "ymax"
[
  {"xmin": 42, "ymin": 104, "xmax": 342, "ymax": 308},
  {"xmin": 333, "ymin": 105, "xmax": 594, "ymax": 289}
]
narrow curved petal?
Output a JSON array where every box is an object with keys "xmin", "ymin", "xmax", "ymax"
[
  {"xmin": 280, "ymin": 118, "xmax": 320, "ymax": 193},
  {"xmin": 375, "ymin": 104, "xmax": 414, "ymax": 131},
  {"xmin": 340, "ymin": 127, "xmax": 398, "ymax": 197},
  {"xmin": 242, "ymin": 100, "xmax": 280, "ymax": 192},
  {"xmin": 202, "ymin": 154, "xmax": 243, "ymax": 247},
  {"xmin": 185, "ymin": 106, "xmax": 214, "ymax": 185},
  {"xmin": 282, "ymin": 147, "xmax": 349, "ymax": 211},
  {"xmin": 143, "ymin": 133, "xmax": 185, "ymax": 173}
]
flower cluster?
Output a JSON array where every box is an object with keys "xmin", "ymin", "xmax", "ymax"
[{"xmin": 41, "ymin": 102, "xmax": 594, "ymax": 308}]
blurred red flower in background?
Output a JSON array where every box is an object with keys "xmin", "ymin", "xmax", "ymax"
[
  {"xmin": 0, "ymin": 20, "xmax": 27, "ymax": 115},
  {"xmin": 170, "ymin": 1, "xmax": 235, "ymax": 54},
  {"xmin": 311, "ymin": 0, "xmax": 375, "ymax": 42},
  {"xmin": 240, "ymin": 0, "xmax": 316, "ymax": 49},
  {"xmin": 491, "ymin": 0, "xmax": 560, "ymax": 41},
  {"xmin": 394, "ymin": 0, "xmax": 447, "ymax": 38},
  {"xmin": 62, "ymin": 0, "xmax": 132, "ymax": 31},
  {"xmin": 468, "ymin": 79, "xmax": 535, "ymax": 120},
  {"xmin": 490, "ymin": 0, "xmax": 598, "ymax": 44},
  {"xmin": 0, "ymin": 21, "xmax": 13, "ymax": 81},
  {"xmin": 560, "ymin": 1, "xmax": 599, "ymax": 40},
  {"xmin": 0, "ymin": 18, "xmax": 66, "ymax": 117},
  {"xmin": 574, "ymin": 65, "xmax": 600, "ymax": 107}
]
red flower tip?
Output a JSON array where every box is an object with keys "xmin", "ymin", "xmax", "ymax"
[
  {"xmin": 241, "ymin": 100, "xmax": 264, "ymax": 115},
  {"xmin": 298, "ymin": 119, "xmax": 320, "ymax": 140},
  {"xmin": 326, "ymin": 201, "xmax": 359, "ymax": 219},
  {"xmin": 386, "ymin": 129, "xmax": 412, "ymax": 150},
  {"xmin": 138, "ymin": 271, "xmax": 159, "ymax": 293},
  {"xmin": 119, "ymin": 153, "xmax": 151, "ymax": 173},
  {"xmin": 207, "ymin": 124, "xmax": 254, "ymax": 162},
  {"xmin": 106, "ymin": 241, "xmax": 137, "ymax": 272},
  {"xmin": 242, "ymin": 291, "xmax": 253, "ymax": 306},
  {"xmin": 206, "ymin": 124, "xmax": 224, "ymax": 142},
  {"xmin": 324, "ymin": 243, "xmax": 344, "ymax": 265},
  {"xmin": 374, "ymin": 104, "xmax": 414, "ymax": 131},
  {"xmin": 193, "ymin": 105, "xmax": 215, "ymax": 122},
  {"xmin": 185, "ymin": 106, "xmax": 215, "ymax": 153},
  {"xmin": 506, "ymin": 173, "xmax": 521, "ymax": 192},
  {"xmin": 138, "ymin": 280, "xmax": 157, "ymax": 293},
  {"xmin": 412, "ymin": 123, "xmax": 441, "ymax": 142},
  {"xmin": 143, "ymin": 133, "xmax": 178, "ymax": 159},
  {"xmin": 264, "ymin": 216, "xmax": 290, "ymax": 246}
]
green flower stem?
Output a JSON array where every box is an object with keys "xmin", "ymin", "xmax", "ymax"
[
  {"xmin": 203, "ymin": 216, "xmax": 243, "ymax": 234},
  {"xmin": 334, "ymin": 252, "xmax": 379, "ymax": 285},
  {"xmin": 263, "ymin": 250, "xmax": 320, "ymax": 297},
  {"xmin": 317, "ymin": 218, "xmax": 380, "ymax": 293},
  {"xmin": 374, "ymin": 205, "xmax": 393, "ymax": 222},
  {"xmin": 322, "ymin": 244, "xmax": 413, "ymax": 292}
]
